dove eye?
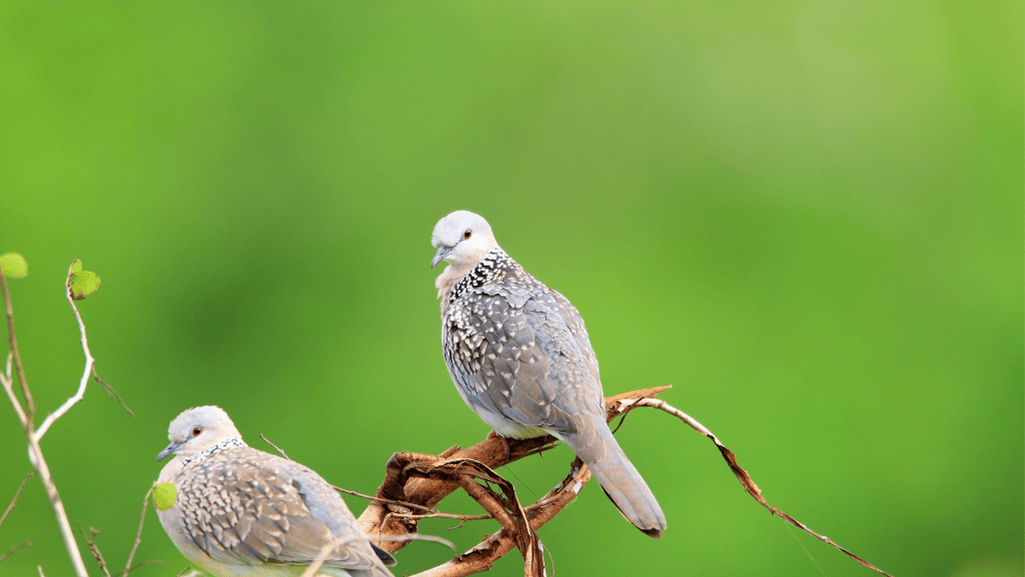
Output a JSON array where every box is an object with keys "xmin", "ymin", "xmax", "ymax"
[
  {"xmin": 192, "ymin": 426, "xmax": 203, "ymax": 436},
  {"xmin": 463, "ymin": 229, "xmax": 472, "ymax": 240}
]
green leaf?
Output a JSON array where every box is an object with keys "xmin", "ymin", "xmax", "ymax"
[
  {"xmin": 68, "ymin": 260, "xmax": 101, "ymax": 300},
  {"xmin": 0, "ymin": 253, "xmax": 28, "ymax": 278},
  {"xmin": 153, "ymin": 482, "xmax": 177, "ymax": 511}
]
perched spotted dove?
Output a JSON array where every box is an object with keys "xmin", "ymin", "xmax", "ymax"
[
  {"xmin": 155, "ymin": 406, "xmax": 395, "ymax": 577},
  {"xmin": 430, "ymin": 210, "xmax": 667, "ymax": 537}
]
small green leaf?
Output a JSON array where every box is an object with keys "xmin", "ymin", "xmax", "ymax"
[
  {"xmin": 68, "ymin": 260, "xmax": 101, "ymax": 300},
  {"xmin": 154, "ymin": 482, "xmax": 177, "ymax": 511},
  {"xmin": 0, "ymin": 253, "xmax": 28, "ymax": 278}
]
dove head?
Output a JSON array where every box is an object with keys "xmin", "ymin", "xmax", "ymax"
[
  {"xmin": 157, "ymin": 405, "xmax": 244, "ymax": 462},
  {"xmin": 431, "ymin": 210, "xmax": 498, "ymax": 272}
]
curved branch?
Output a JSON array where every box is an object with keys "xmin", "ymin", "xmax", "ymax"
[{"xmin": 356, "ymin": 387, "xmax": 668, "ymax": 577}]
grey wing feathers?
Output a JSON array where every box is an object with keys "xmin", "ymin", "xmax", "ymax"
[
  {"xmin": 446, "ymin": 280, "xmax": 606, "ymax": 435},
  {"xmin": 179, "ymin": 450, "xmax": 387, "ymax": 573}
]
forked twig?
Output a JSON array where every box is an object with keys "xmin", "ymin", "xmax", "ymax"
[
  {"xmin": 0, "ymin": 267, "xmax": 90, "ymax": 577},
  {"xmin": 77, "ymin": 522, "xmax": 113, "ymax": 577}
]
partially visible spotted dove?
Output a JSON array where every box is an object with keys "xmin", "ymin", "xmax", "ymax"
[
  {"xmin": 430, "ymin": 210, "xmax": 666, "ymax": 537},
  {"xmin": 155, "ymin": 406, "xmax": 394, "ymax": 577}
]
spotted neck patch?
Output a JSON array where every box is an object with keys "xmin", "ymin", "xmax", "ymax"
[
  {"xmin": 450, "ymin": 248, "xmax": 515, "ymax": 301},
  {"xmin": 179, "ymin": 437, "xmax": 247, "ymax": 468}
]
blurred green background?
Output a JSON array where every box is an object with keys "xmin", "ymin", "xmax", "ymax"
[{"xmin": 1, "ymin": 2, "xmax": 1021, "ymax": 576}]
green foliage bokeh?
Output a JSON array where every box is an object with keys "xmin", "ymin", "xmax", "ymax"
[{"xmin": 1, "ymin": 2, "xmax": 1021, "ymax": 576}]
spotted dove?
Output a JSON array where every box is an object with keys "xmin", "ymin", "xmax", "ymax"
[
  {"xmin": 155, "ymin": 405, "xmax": 395, "ymax": 577},
  {"xmin": 431, "ymin": 210, "xmax": 666, "ymax": 537}
]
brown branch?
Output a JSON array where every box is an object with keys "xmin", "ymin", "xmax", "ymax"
[
  {"xmin": 379, "ymin": 453, "xmax": 544, "ymax": 577},
  {"xmin": 357, "ymin": 388, "xmax": 666, "ymax": 577},
  {"xmin": 359, "ymin": 385, "xmax": 891, "ymax": 577},
  {"xmin": 1, "ymin": 472, "xmax": 32, "ymax": 527},
  {"xmin": 415, "ymin": 457, "xmax": 590, "ymax": 577}
]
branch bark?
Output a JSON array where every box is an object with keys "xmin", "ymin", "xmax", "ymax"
[
  {"xmin": 356, "ymin": 385, "xmax": 893, "ymax": 577},
  {"xmin": 356, "ymin": 387, "xmax": 667, "ymax": 577}
]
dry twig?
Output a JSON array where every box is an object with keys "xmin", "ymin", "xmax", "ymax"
[
  {"xmin": 122, "ymin": 485, "xmax": 155, "ymax": 576},
  {"xmin": 0, "ymin": 541, "xmax": 31, "ymax": 562},
  {"xmin": 616, "ymin": 396, "xmax": 893, "ymax": 577},
  {"xmin": 1, "ymin": 472, "xmax": 32, "ymax": 527},
  {"xmin": 77, "ymin": 522, "xmax": 113, "ymax": 577}
]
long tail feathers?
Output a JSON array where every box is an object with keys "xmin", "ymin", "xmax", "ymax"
[{"xmin": 566, "ymin": 426, "xmax": 666, "ymax": 538}]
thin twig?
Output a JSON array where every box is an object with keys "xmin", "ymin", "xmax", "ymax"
[
  {"xmin": 366, "ymin": 532, "xmax": 456, "ymax": 551},
  {"xmin": 298, "ymin": 536, "xmax": 362, "ymax": 577},
  {"xmin": 387, "ymin": 510, "xmax": 491, "ymax": 523},
  {"xmin": 334, "ymin": 484, "xmax": 446, "ymax": 515},
  {"xmin": 77, "ymin": 522, "xmax": 112, "ymax": 577},
  {"xmin": 122, "ymin": 560, "xmax": 169, "ymax": 574},
  {"xmin": 622, "ymin": 396, "xmax": 894, "ymax": 577},
  {"xmin": 0, "ymin": 272, "xmax": 34, "ymax": 418},
  {"xmin": 259, "ymin": 434, "xmax": 291, "ymax": 460},
  {"xmin": 121, "ymin": 485, "xmax": 154, "ymax": 576},
  {"xmin": 0, "ymin": 472, "xmax": 32, "ymax": 527},
  {"xmin": 34, "ymin": 264, "xmax": 97, "ymax": 441},
  {"xmin": 24, "ymin": 440, "xmax": 90, "ymax": 577},
  {"xmin": 92, "ymin": 366, "xmax": 133, "ymax": 417},
  {"xmin": 261, "ymin": 433, "xmax": 450, "ymax": 516},
  {"xmin": 1, "ymin": 353, "xmax": 26, "ymax": 425},
  {"xmin": 0, "ymin": 540, "xmax": 31, "ymax": 561}
]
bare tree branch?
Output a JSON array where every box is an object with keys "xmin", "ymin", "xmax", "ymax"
[
  {"xmin": 378, "ymin": 453, "xmax": 545, "ymax": 576},
  {"xmin": 33, "ymin": 266, "xmax": 98, "ymax": 441},
  {"xmin": 413, "ymin": 457, "xmax": 590, "ymax": 577}
]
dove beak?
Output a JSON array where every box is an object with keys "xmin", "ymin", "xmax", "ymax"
[
  {"xmin": 157, "ymin": 440, "xmax": 184, "ymax": 462},
  {"xmin": 431, "ymin": 246, "xmax": 451, "ymax": 269}
]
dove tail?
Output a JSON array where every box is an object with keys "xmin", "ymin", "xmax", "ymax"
[{"xmin": 566, "ymin": 426, "xmax": 666, "ymax": 538}]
